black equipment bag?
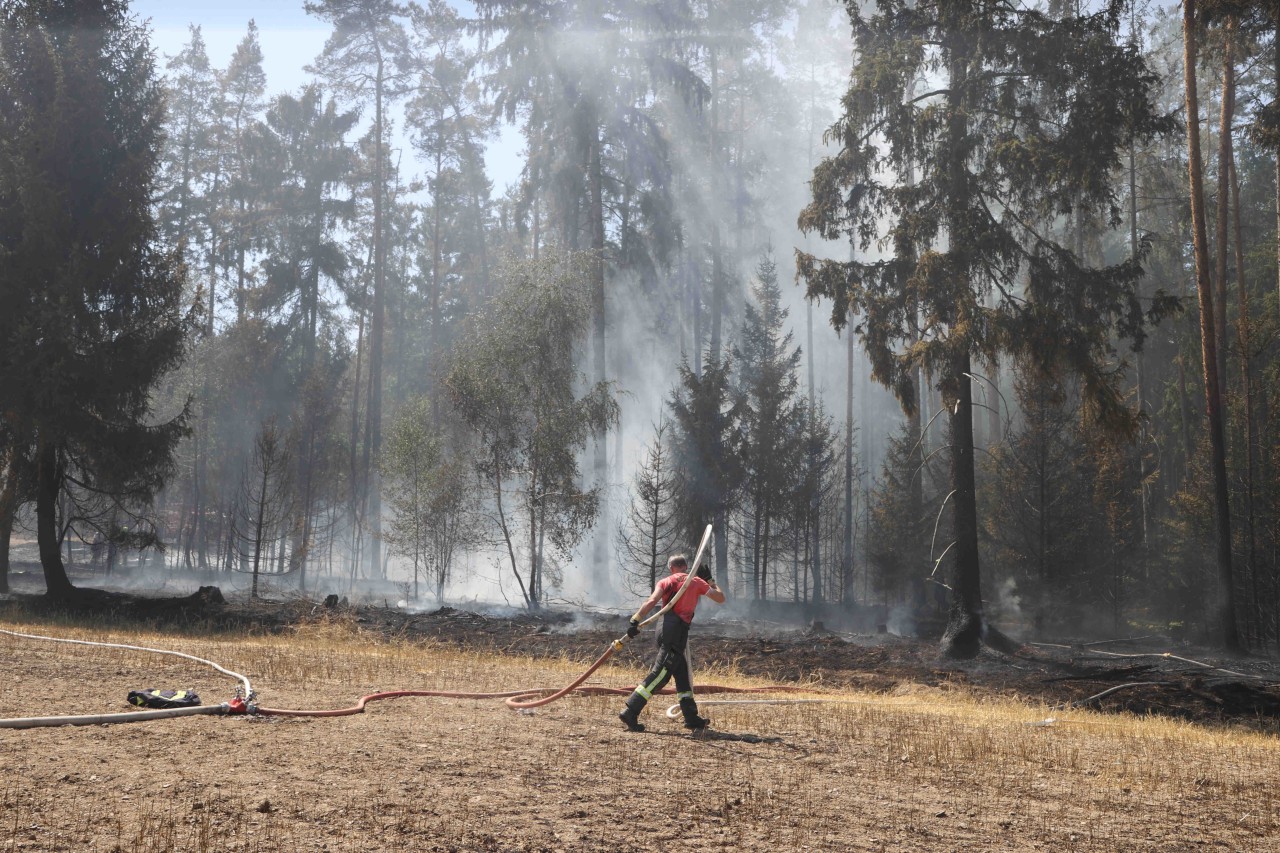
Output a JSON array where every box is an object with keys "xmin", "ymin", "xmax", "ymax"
[{"xmin": 127, "ymin": 688, "xmax": 201, "ymax": 709}]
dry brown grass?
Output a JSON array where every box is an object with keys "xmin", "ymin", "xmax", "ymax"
[{"xmin": 1, "ymin": 617, "xmax": 1278, "ymax": 851}]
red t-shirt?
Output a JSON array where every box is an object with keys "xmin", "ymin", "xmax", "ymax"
[{"xmin": 657, "ymin": 573, "xmax": 712, "ymax": 624}]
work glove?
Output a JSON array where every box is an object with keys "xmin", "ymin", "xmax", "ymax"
[
  {"xmin": 626, "ymin": 619, "xmax": 640, "ymax": 638},
  {"xmin": 695, "ymin": 563, "xmax": 713, "ymax": 583}
]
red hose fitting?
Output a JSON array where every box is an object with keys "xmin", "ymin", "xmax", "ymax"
[{"xmin": 226, "ymin": 696, "xmax": 248, "ymax": 715}]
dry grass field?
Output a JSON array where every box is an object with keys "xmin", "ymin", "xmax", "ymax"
[{"xmin": 2, "ymin": 608, "xmax": 1279, "ymax": 852}]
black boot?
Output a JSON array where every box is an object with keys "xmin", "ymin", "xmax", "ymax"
[
  {"xmin": 619, "ymin": 694, "xmax": 646, "ymax": 732},
  {"xmin": 680, "ymin": 697, "xmax": 710, "ymax": 731}
]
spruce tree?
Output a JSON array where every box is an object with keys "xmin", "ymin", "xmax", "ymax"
[
  {"xmin": 798, "ymin": 0, "xmax": 1175, "ymax": 656},
  {"xmin": 734, "ymin": 251, "xmax": 805, "ymax": 600},
  {"xmin": 667, "ymin": 354, "xmax": 743, "ymax": 584},
  {"xmin": 0, "ymin": 0, "xmax": 189, "ymax": 599}
]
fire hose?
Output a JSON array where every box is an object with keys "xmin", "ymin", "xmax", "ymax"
[
  {"xmin": 501, "ymin": 524, "xmax": 714, "ymax": 711},
  {"xmin": 0, "ymin": 526, "xmax": 821, "ymax": 729},
  {"xmin": 255, "ymin": 525, "xmax": 812, "ymax": 716}
]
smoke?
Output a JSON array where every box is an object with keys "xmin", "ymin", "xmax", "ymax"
[{"xmin": 885, "ymin": 604, "xmax": 917, "ymax": 638}]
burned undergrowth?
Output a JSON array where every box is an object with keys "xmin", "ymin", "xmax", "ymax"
[{"xmin": 3, "ymin": 581, "xmax": 1278, "ymax": 734}]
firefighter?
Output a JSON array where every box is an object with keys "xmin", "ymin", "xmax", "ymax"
[{"xmin": 618, "ymin": 553, "xmax": 726, "ymax": 733}]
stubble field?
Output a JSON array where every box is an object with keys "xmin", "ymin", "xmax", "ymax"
[{"xmin": 2, "ymin": 602, "xmax": 1279, "ymax": 852}]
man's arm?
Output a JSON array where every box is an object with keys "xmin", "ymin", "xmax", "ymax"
[{"xmin": 633, "ymin": 587, "xmax": 665, "ymax": 623}]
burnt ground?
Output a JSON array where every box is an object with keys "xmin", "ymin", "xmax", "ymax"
[{"xmin": 4, "ymin": 559, "xmax": 1280, "ymax": 734}]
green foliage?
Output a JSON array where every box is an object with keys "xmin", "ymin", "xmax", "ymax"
[
  {"xmin": 0, "ymin": 0, "xmax": 190, "ymax": 597},
  {"xmin": 382, "ymin": 397, "xmax": 477, "ymax": 601},
  {"xmin": 446, "ymin": 252, "xmax": 618, "ymax": 606},
  {"xmin": 798, "ymin": 0, "xmax": 1174, "ymax": 654},
  {"xmin": 668, "ymin": 354, "xmax": 743, "ymax": 550},
  {"xmin": 869, "ymin": 423, "xmax": 942, "ymax": 613},
  {"xmin": 735, "ymin": 250, "xmax": 806, "ymax": 599},
  {"xmin": 979, "ymin": 369, "xmax": 1095, "ymax": 634},
  {"xmin": 252, "ymin": 85, "xmax": 358, "ymax": 364}
]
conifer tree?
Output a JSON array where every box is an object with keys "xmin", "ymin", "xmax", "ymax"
[
  {"xmin": 307, "ymin": 0, "xmax": 413, "ymax": 582},
  {"xmin": 0, "ymin": 0, "xmax": 189, "ymax": 599},
  {"xmin": 980, "ymin": 368, "xmax": 1091, "ymax": 635},
  {"xmin": 157, "ymin": 25, "xmax": 216, "ymax": 266},
  {"xmin": 735, "ymin": 251, "xmax": 804, "ymax": 600},
  {"xmin": 798, "ymin": 0, "xmax": 1174, "ymax": 656},
  {"xmin": 220, "ymin": 21, "xmax": 268, "ymax": 324},
  {"xmin": 406, "ymin": 0, "xmax": 494, "ymax": 417},
  {"xmin": 668, "ymin": 355, "xmax": 743, "ymax": 584}
]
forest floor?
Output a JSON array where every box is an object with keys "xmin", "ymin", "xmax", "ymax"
[{"xmin": 2, "ymin": 559, "xmax": 1280, "ymax": 851}]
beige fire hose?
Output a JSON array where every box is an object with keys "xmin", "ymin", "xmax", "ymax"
[{"xmin": 502, "ymin": 524, "xmax": 714, "ymax": 710}]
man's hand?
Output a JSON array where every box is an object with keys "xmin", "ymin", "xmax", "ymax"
[
  {"xmin": 626, "ymin": 619, "xmax": 640, "ymax": 638},
  {"xmin": 695, "ymin": 563, "xmax": 713, "ymax": 583}
]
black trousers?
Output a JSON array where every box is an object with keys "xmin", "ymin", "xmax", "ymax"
[{"xmin": 627, "ymin": 613, "xmax": 694, "ymax": 708}]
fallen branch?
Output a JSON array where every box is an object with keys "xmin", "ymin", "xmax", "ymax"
[{"xmin": 1063, "ymin": 681, "xmax": 1173, "ymax": 710}]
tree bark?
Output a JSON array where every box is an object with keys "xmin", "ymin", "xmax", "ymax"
[
  {"xmin": 939, "ymin": 28, "xmax": 984, "ymax": 659},
  {"xmin": 588, "ymin": 124, "xmax": 610, "ymax": 596},
  {"xmin": 1213, "ymin": 18, "xmax": 1236, "ymax": 400},
  {"xmin": 843, "ymin": 312, "xmax": 855, "ymax": 605},
  {"xmin": 367, "ymin": 44, "xmax": 386, "ymax": 581},
  {"xmin": 1183, "ymin": 0, "xmax": 1240, "ymax": 652},
  {"xmin": 0, "ymin": 454, "xmax": 18, "ymax": 595},
  {"xmin": 36, "ymin": 440, "xmax": 74, "ymax": 599},
  {"xmin": 1231, "ymin": 156, "xmax": 1258, "ymax": 644},
  {"xmin": 940, "ymin": 350, "xmax": 983, "ymax": 658}
]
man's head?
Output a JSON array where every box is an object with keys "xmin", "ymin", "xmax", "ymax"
[{"xmin": 667, "ymin": 554, "xmax": 688, "ymax": 574}]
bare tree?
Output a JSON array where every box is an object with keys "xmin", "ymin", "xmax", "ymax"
[
  {"xmin": 616, "ymin": 419, "xmax": 682, "ymax": 596},
  {"xmin": 234, "ymin": 418, "xmax": 294, "ymax": 599}
]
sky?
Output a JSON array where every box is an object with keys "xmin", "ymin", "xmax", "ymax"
[{"xmin": 129, "ymin": 0, "xmax": 526, "ymax": 193}]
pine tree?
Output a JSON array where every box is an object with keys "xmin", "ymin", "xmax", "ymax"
[
  {"xmin": 0, "ymin": 0, "xmax": 190, "ymax": 599},
  {"xmin": 219, "ymin": 21, "xmax": 268, "ymax": 325},
  {"xmin": 868, "ymin": 422, "xmax": 942, "ymax": 622},
  {"xmin": 668, "ymin": 354, "xmax": 743, "ymax": 585},
  {"xmin": 734, "ymin": 251, "xmax": 804, "ymax": 600},
  {"xmin": 798, "ymin": 0, "xmax": 1177, "ymax": 656},
  {"xmin": 156, "ymin": 25, "xmax": 216, "ymax": 268},
  {"xmin": 307, "ymin": 0, "xmax": 414, "ymax": 582},
  {"xmin": 406, "ymin": 0, "xmax": 494, "ymax": 418},
  {"xmin": 980, "ymin": 368, "xmax": 1091, "ymax": 635}
]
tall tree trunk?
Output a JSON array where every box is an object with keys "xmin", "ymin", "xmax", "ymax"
[
  {"xmin": 588, "ymin": 124, "xmax": 610, "ymax": 595},
  {"xmin": 939, "ymin": 32, "xmax": 984, "ymax": 659},
  {"xmin": 349, "ymin": 249, "xmax": 370, "ymax": 580},
  {"xmin": 36, "ymin": 440, "xmax": 73, "ymax": 599},
  {"xmin": 843, "ymin": 316, "xmax": 855, "ymax": 605},
  {"xmin": 431, "ymin": 141, "xmax": 443, "ymax": 427},
  {"xmin": 1231, "ymin": 156, "xmax": 1259, "ymax": 645},
  {"xmin": 1214, "ymin": 18, "xmax": 1236, "ymax": 399},
  {"xmin": 1131, "ymin": 122, "xmax": 1148, "ymax": 553},
  {"xmin": 708, "ymin": 47, "xmax": 725, "ymax": 365},
  {"xmin": 1183, "ymin": 0, "xmax": 1240, "ymax": 652},
  {"xmin": 0, "ymin": 454, "xmax": 18, "ymax": 595},
  {"xmin": 367, "ymin": 49, "xmax": 386, "ymax": 581},
  {"xmin": 940, "ymin": 350, "xmax": 982, "ymax": 657}
]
